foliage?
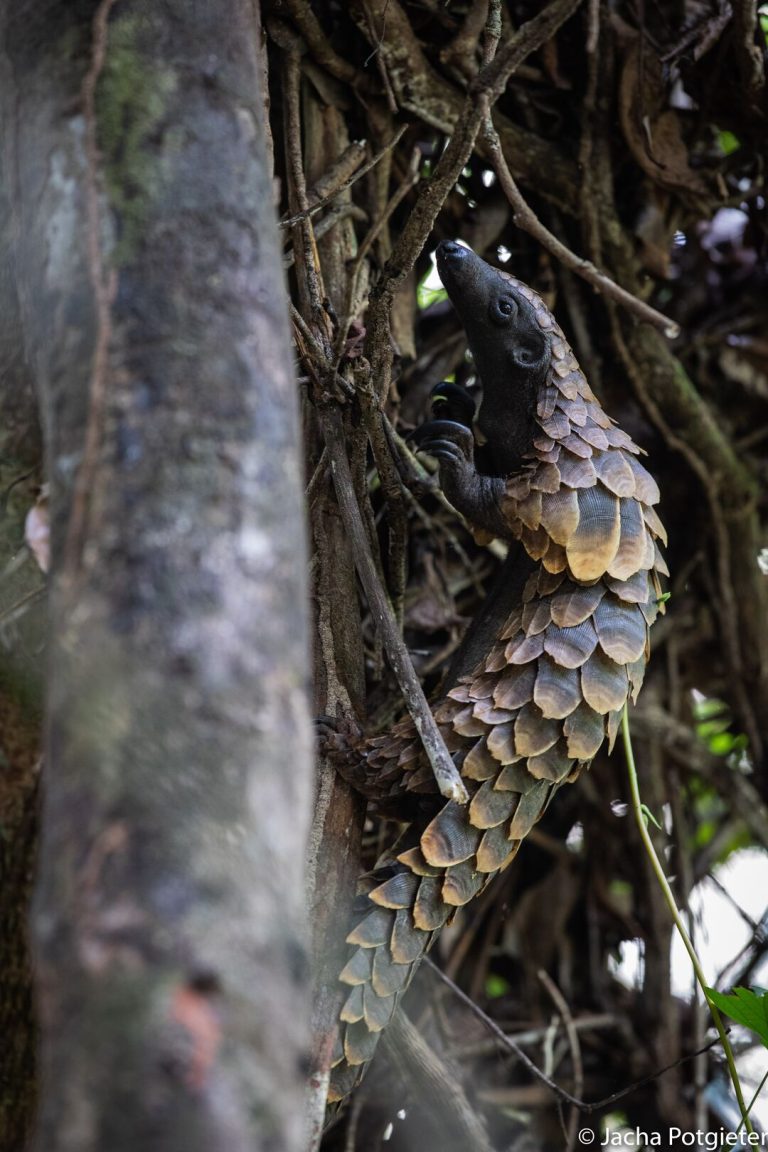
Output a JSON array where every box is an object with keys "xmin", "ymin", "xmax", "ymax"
[
  {"xmin": 268, "ymin": 0, "xmax": 768, "ymax": 1147},
  {"xmin": 706, "ymin": 988, "xmax": 768, "ymax": 1051}
]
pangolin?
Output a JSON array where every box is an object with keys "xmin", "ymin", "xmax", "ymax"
[{"xmin": 325, "ymin": 240, "xmax": 668, "ymax": 1102}]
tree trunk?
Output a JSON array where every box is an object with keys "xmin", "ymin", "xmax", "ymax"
[
  {"xmin": 1, "ymin": 3, "xmax": 312, "ymax": 1150},
  {"xmin": 0, "ymin": 119, "xmax": 44, "ymax": 1152}
]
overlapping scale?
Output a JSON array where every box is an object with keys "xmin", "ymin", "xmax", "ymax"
[
  {"xmin": 472, "ymin": 698, "xmax": 517, "ymax": 725},
  {"xmin": 592, "ymin": 449, "xmax": 636, "ymax": 496},
  {"xmin": 543, "ymin": 619, "xmax": 599, "ymax": 668},
  {"xmin": 363, "ymin": 985, "xmax": 397, "ymax": 1032},
  {"xmin": 561, "ymin": 432, "xmax": 593, "ymax": 458},
  {"xmin": 390, "ymin": 909, "xmax": 428, "ymax": 963},
  {"xmin": 594, "ymin": 596, "xmax": 648, "ymax": 664},
  {"xmin": 469, "ymin": 778, "xmax": 518, "ymax": 828},
  {"xmin": 372, "ymin": 948, "xmax": 411, "ymax": 996},
  {"xmin": 339, "ymin": 947, "xmax": 372, "ymax": 987},
  {"xmin": 522, "ymin": 598, "xmax": 552, "ymax": 635},
  {"xmin": 344, "ymin": 1020, "xmax": 379, "ymax": 1066},
  {"xmin": 564, "ymin": 702, "xmax": 605, "ymax": 759},
  {"xmin": 508, "ymin": 781, "xmax": 551, "ymax": 838},
  {"xmin": 514, "ymin": 702, "xmax": 560, "ymax": 755},
  {"xmin": 531, "ymin": 461, "xmax": 561, "ymax": 493},
  {"xmin": 542, "ymin": 539, "xmax": 568, "ymax": 573},
  {"xmin": 626, "ymin": 454, "xmax": 660, "ymax": 504},
  {"xmin": 463, "ymin": 735, "xmax": 504, "ymax": 780},
  {"xmin": 443, "ymin": 860, "xmax": 485, "ymax": 906},
  {"xmin": 534, "ymin": 655, "xmax": 583, "ymax": 718},
  {"xmin": 330, "ymin": 262, "xmax": 668, "ymax": 1107},
  {"xmin": 476, "ymin": 824, "xmax": 518, "ymax": 872},
  {"xmin": 581, "ymin": 647, "xmax": 630, "ymax": 714},
  {"xmin": 608, "ymin": 499, "xmax": 651, "ymax": 581},
  {"xmin": 567, "ymin": 486, "xmax": 621, "ymax": 579},
  {"xmin": 486, "ymin": 721, "xmax": 519, "ymax": 764},
  {"xmin": 527, "ymin": 739, "xmax": 573, "ymax": 782},
  {"xmin": 558, "ymin": 451, "xmax": 597, "ymax": 489},
  {"xmin": 369, "ymin": 871, "xmax": 419, "ymax": 910},
  {"xmin": 505, "ymin": 632, "xmax": 545, "ymax": 664},
  {"xmin": 421, "ymin": 802, "xmax": 482, "ymax": 867},
  {"xmin": 550, "ymin": 583, "xmax": 605, "ymax": 627},
  {"xmin": 642, "ymin": 503, "xmax": 668, "ymax": 546},
  {"xmin": 412, "ymin": 877, "xmax": 447, "ymax": 931},
  {"xmin": 539, "ymin": 488, "xmax": 580, "ymax": 544}
]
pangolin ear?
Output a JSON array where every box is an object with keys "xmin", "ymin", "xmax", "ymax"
[{"xmin": 511, "ymin": 328, "xmax": 549, "ymax": 371}]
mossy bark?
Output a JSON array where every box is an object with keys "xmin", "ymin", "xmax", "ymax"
[{"xmin": 1, "ymin": 3, "xmax": 312, "ymax": 1150}]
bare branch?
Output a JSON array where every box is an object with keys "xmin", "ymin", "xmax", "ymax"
[
  {"xmin": 482, "ymin": 119, "xmax": 680, "ymax": 337},
  {"xmin": 321, "ymin": 407, "xmax": 469, "ymax": 805}
]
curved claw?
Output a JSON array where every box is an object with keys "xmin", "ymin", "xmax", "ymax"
[
  {"xmin": 315, "ymin": 714, "xmax": 364, "ymax": 751},
  {"xmin": 429, "ymin": 381, "xmax": 476, "ymax": 427},
  {"xmin": 415, "ymin": 438, "xmax": 467, "ymax": 463},
  {"xmin": 410, "ymin": 419, "xmax": 475, "ymax": 447},
  {"xmin": 315, "ymin": 714, "xmax": 340, "ymax": 738}
]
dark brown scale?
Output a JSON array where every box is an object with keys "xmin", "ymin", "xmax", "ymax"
[{"xmin": 327, "ymin": 245, "xmax": 667, "ymax": 1102}]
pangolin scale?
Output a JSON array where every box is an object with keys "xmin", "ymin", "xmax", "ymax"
[{"xmin": 326, "ymin": 242, "xmax": 667, "ymax": 1102}]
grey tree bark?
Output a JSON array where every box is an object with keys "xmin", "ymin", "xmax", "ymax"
[
  {"xmin": 1, "ymin": 3, "xmax": 313, "ymax": 1150},
  {"xmin": 0, "ymin": 73, "xmax": 45, "ymax": 1152}
]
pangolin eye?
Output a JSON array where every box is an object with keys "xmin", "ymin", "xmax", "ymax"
[{"xmin": 489, "ymin": 296, "xmax": 516, "ymax": 325}]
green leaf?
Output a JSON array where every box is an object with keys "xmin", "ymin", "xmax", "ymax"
[
  {"xmin": 709, "ymin": 732, "xmax": 736, "ymax": 756},
  {"xmin": 640, "ymin": 803, "xmax": 662, "ymax": 830},
  {"xmin": 697, "ymin": 717, "xmax": 731, "ymax": 740},
  {"xmin": 417, "ymin": 281, "xmax": 448, "ymax": 310},
  {"xmin": 485, "ymin": 974, "xmax": 510, "ymax": 999},
  {"xmin": 718, "ymin": 130, "xmax": 741, "ymax": 156},
  {"xmin": 706, "ymin": 987, "xmax": 768, "ymax": 1048},
  {"xmin": 692, "ymin": 696, "xmax": 728, "ymax": 722},
  {"xmin": 694, "ymin": 819, "xmax": 716, "ymax": 849}
]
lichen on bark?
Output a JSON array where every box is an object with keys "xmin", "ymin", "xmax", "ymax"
[{"xmin": 96, "ymin": 14, "xmax": 178, "ymax": 263}]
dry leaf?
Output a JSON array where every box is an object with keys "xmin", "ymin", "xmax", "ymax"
[{"xmin": 25, "ymin": 486, "xmax": 49, "ymax": 574}]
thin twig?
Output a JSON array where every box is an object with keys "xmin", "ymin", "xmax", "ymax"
[
  {"xmin": 305, "ymin": 447, "xmax": 329, "ymax": 506},
  {"xmin": 622, "ymin": 704, "xmax": 754, "ymax": 1133},
  {"xmin": 578, "ymin": 0, "xmax": 602, "ymax": 264},
  {"xmin": 282, "ymin": 49, "xmax": 328, "ymax": 331},
  {"xmin": 610, "ymin": 316, "xmax": 761, "ymax": 763},
  {"xmin": 538, "ymin": 969, "xmax": 583, "ymax": 1152},
  {"xmin": 284, "ymin": 204, "xmax": 368, "ymax": 269},
  {"xmin": 305, "ymin": 1064, "xmax": 331, "ymax": 1152},
  {"xmin": 365, "ymin": 0, "xmax": 584, "ymax": 404},
  {"xmin": 360, "ymin": 400, "xmax": 410, "ymax": 630},
  {"xmin": 321, "ymin": 408, "xmax": 468, "ymax": 804},
  {"xmin": 65, "ymin": 0, "xmax": 119, "ymax": 576},
  {"xmin": 290, "ymin": 303, "xmax": 330, "ymax": 368},
  {"xmin": 351, "ymin": 146, "xmax": 420, "ymax": 276},
  {"xmin": 344, "ymin": 1088, "xmax": 366, "ymax": 1152},
  {"xmin": 387, "ymin": 0, "xmax": 583, "ymax": 292},
  {"xmin": 307, "ymin": 141, "xmax": 368, "ymax": 205},
  {"xmin": 0, "ymin": 585, "xmax": 47, "ymax": 629},
  {"xmin": 333, "ymin": 145, "xmax": 420, "ymax": 365},
  {"xmin": 280, "ymin": 127, "xmax": 407, "ymax": 229},
  {"xmin": 382, "ymin": 1010, "xmax": 494, "ymax": 1152},
  {"xmin": 731, "ymin": 0, "xmax": 765, "ymax": 97},
  {"xmin": 738, "ymin": 1070, "xmax": 768, "ymax": 1137},
  {"xmin": 282, "ymin": 0, "xmax": 359, "ymax": 84},
  {"xmin": 481, "ymin": 0, "xmax": 502, "ymax": 65},
  {"xmin": 482, "ymin": 118, "xmax": 680, "ymax": 337},
  {"xmin": 423, "ymin": 955, "xmax": 722, "ymax": 1113}
]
